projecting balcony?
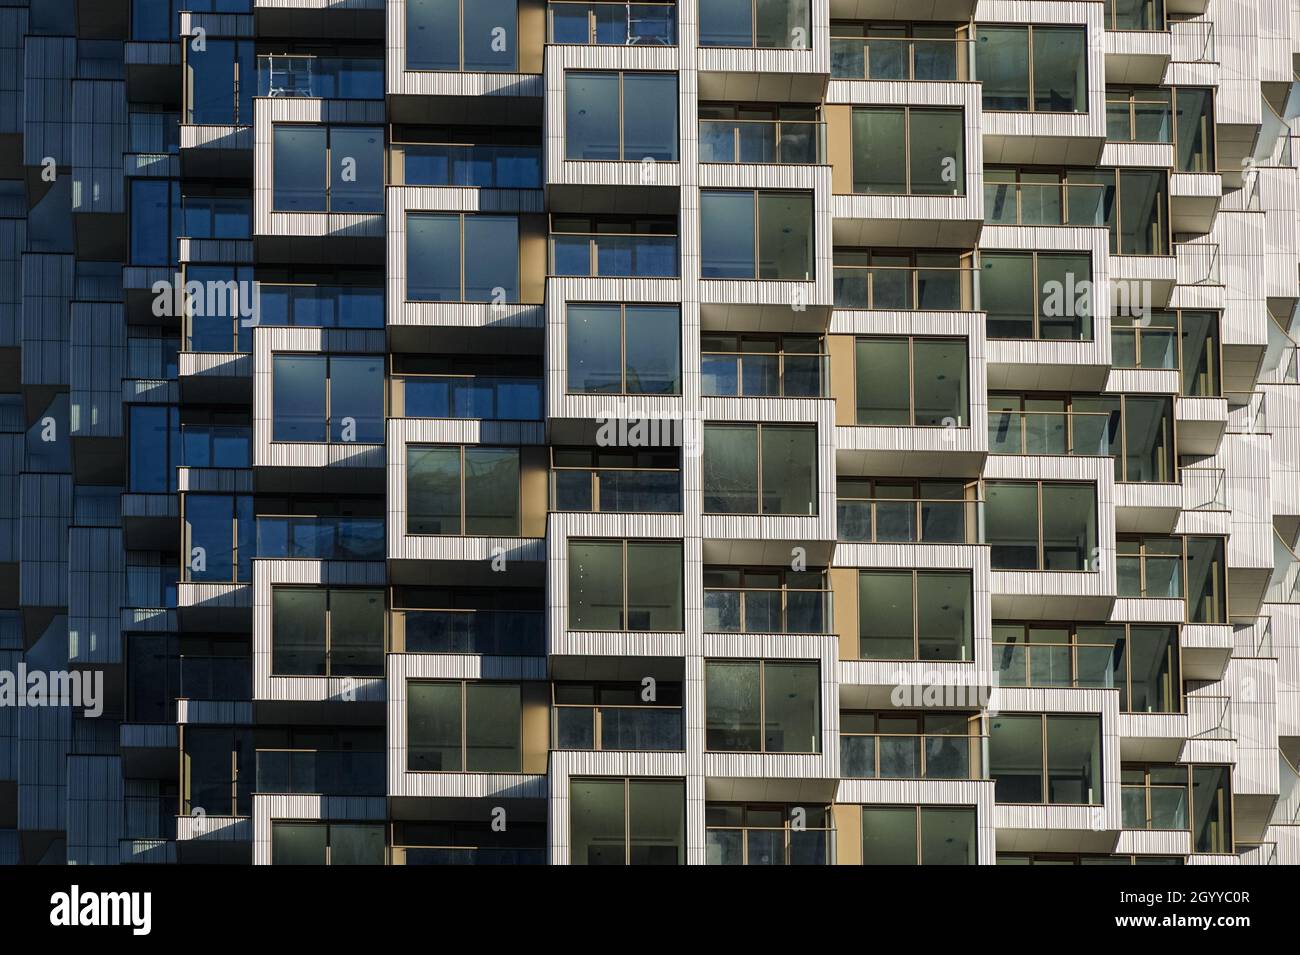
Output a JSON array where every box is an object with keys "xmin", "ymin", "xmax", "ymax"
[
  {"xmin": 696, "ymin": 0, "xmax": 829, "ymax": 103},
  {"xmin": 553, "ymin": 704, "xmax": 684, "ymax": 752},
  {"xmin": 255, "ymin": 750, "xmax": 386, "ymax": 797}
]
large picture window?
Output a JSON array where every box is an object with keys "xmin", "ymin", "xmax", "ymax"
[
  {"xmin": 858, "ymin": 570, "xmax": 973, "ymax": 661},
  {"xmin": 976, "ymin": 25, "xmax": 1087, "ymax": 113},
  {"xmin": 407, "ymin": 214, "xmax": 520, "ymax": 303},
  {"xmin": 702, "ymin": 423, "xmax": 817, "ymax": 515},
  {"xmin": 271, "ymin": 587, "xmax": 385, "ymax": 676},
  {"xmin": 701, "ymin": 190, "xmax": 813, "ymax": 280},
  {"xmin": 565, "ymin": 72, "xmax": 678, "ymax": 161},
  {"xmin": 986, "ymin": 481, "xmax": 1097, "ymax": 571},
  {"xmin": 852, "ymin": 107, "xmax": 965, "ymax": 195},
  {"xmin": 570, "ymin": 777, "xmax": 685, "ymax": 865},
  {"xmin": 704, "ymin": 660, "xmax": 821, "ymax": 753},
  {"xmin": 406, "ymin": 446, "xmax": 521, "ymax": 536},
  {"xmin": 855, "ymin": 337, "xmax": 968, "ymax": 427},
  {"xmin": 272, "ymin": 125, "xmax": 384, "ymax": 212},
  {"xmin": 862, "ymin": 806, "xmax": 976, "ymax": 864},
  {"xmin": 568, "ymin": 539, "xmax": 683, "ymax": 631},
  {"xmin": 407, "ymin": 0, "xmax": 518, "ymax": 72},
  {"xmin": 271, "ymin": 355, "xmax": 384, "ymax": 443},
  {"xmin": 407, "ymin": 680, "xmax": 522, "ymax": 772},
  {"xmin": 990, "ymin": 714, "xmax": 1103, "ymax": 805},
  {"xmin": 566, "ymin": 304, "xmax": 681, "ymax": 394}
]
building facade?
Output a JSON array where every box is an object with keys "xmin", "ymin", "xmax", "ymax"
[{"xmin": 0, "ymin": 0, "xmax": 1299, "ymax": 865}]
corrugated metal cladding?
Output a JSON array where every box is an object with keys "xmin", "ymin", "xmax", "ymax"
[{"xmin": 0, "ymin": 0, "xmax": 1297, "ymax": 868}]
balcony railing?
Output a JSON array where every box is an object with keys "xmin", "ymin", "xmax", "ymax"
[
  {"xmin": 1121, "ymin": 786, "xmax": 1189, "ymax": 831},
  {"xmin": 698, "ymin": 119, "xmax": 824, "ymax": 164},
  {"xmin": 399, "ymin": 143, "xmax": 543, "ymax": 189},
  {"xmin": 178, "ymin": 655, "xmax": 251, "ymax": 701},
  {"xmin": 983, "ymin": 181, "xmax": 1107, "ymax": 227},
  {"xmin": 255, "ymin": 749, "xmax": 385, "ymax": 796},
  {"xmin": 404, "ymin": 846, "xmax": 547, "ymax": 865},
  {"xmin": 398, "ymin": 375, "xmax": 543, "ymax": 421},
  {"xmin": 551, "ymin": 468, "xmax": 682, "ymax": 513},
  {"xmin": 837, "ymin": 497, "xmax": 980, "ymax": 544},
  {"xmin": 553, "ymin": 705, "xmax": 684, "ymax": 750},
  {"xmin": 988, "ymin": 409, "xmax": 1114, "ymax": 456},
  {"xmin": 703, "ymin": 588, "xmax": 831, "ymax": 634},
  {"xmin": 258, "ymin": 284, "xmax": 385, "ymax": 329},
  {"xmin": 840, "ymin": 733, "xmax": 986, "ymax": 780},
  {"xmin": 830, "ymin": 35, "xmax": 973, "ymax": 81},
  {"xmin": 550, "ymin": 232, "xmax": 679, "ymax": 277},
  {"xmin": 401, "ymin": 609, "xmax": 546, "ymax": 656},
  {"xmin": 833, "ymin": 265, "xmax": 976, "ymax": 311},
  {"xmin": 700, "ymin": 351, "xmax": 827, "ymax": 397},
  {"xmin": 256, "ymin": 515, "xmax": 385, "ymax": 561},
  {"xmin": 1230, "ymin": 616, "xmax": 1273, "ymax": 658},
  {"xmin": 993, "ymin": 642, "xmax": 1117, "ymax": 689},
  {"xmin": 180, "ymin": 425, "xmax": 251, "ymax": 469},
  {"xmin": 256, "ymin": 55, "xmax": 383, "ymax": 100},
  {"xmin": 548, "ymin": 1, "xmax": 677, "ymax": 46}
]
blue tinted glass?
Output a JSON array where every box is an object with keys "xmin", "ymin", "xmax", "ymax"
[
  {"xmin": 407, "ymin": 214, "xmax": 462, "ymax": 300},
  {"xmin": 272, "ymin": 355, "xmax": 327, "ymax": 441},
  {"xmin": 273, "ymin": 126, "xmax": 327, "ymax": 211},
  {"xmin": 329, "ymin": 357, "xmax": 385, "ymax": 443}
]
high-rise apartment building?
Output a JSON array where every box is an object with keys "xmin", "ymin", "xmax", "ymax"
[{"xmin": 0, "ymin": 0, "xmax": 1298, "ymax": 866}]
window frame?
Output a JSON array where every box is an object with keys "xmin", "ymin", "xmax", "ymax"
[
  {"xmin": 854, "ymin": 335, "xmax": 970, "ymax": 427},
  {"xmin": 270, "ymin": 585, "xmax": 387, "ymax": 677},
  {"xmin": 405, "ymin": 444, "xmax": 523, "ymax": 536},
  {"xmin": 976, "ymin": 24, "xmax": 1089, "ymax": 114},
  {"xmin": 404, "ymin": 0, "xmax": 520, "ymax": 73},
  {"xmin": 271, "ymin": 123, "xmax": 386, "ymax": 213},
  {"xmin": 405, "ymin": 679, "xmax": 524, "ymax": 773},
  {"xmin": 984, "ymin": 479, "xmax": 1099, "ymax": 572},
  {"xmin": 979, "ymin": 249, "xmax": 1095, "ymax": 341},
  {"xmin": 406, "ymin": 212, "xmax": 522, "ymax": 303},
  {"xmin": 566, "ymin": 538, "xmax": 685, "ymax": 632},
  {"xmin": 1116, "ymin": 534, "xmax": 1228, "ymax": 622},
  {"xmin": 860, "ymin": 805, "xmax": 977, "ymax": 865},
  {"xmin": 700, "ymin": 421, "xmax": 819, "ymax": 516},
  {"xmin": 699, "ymin": 189, "xmax": 815, "ymax": 281},
  {"xmin": 270, "ymin": 353, "xmax": 386, "ymax": 445},
  {"xmin": 704, "ymin": 803, "xmax": 834, "ymax": 865},
  {"xmin": 856, "ymin": 568, "xmax": 975, "ymax": 662},
  {"xmin": 850, "ymin": 105, "xmax": 967, "ymax": 196},
  {"xmin": 990, "ymin": 712, "xmax": 1105, "ymax": 806},
  {"xmin": 703, "ymin": 658, "xmax": 823, "ymax": 754},
  {"xmin": 563, "ymin": 302, "xmax": 682, "ymax": 396},
  {"xmin": 564, "ymin": 70, "xmax": 679, "ymax": 162}
]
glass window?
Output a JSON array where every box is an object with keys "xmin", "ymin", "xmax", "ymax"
[
  {"xmin": 991, "ymin": 714, "xmax": 1102, "ymax": 804},
  {"xmin": 570, "ymin": 777, "xmax": 685, "ymax": 865},
  {"xmin": 852, "ymin": 108, "xmax": 964, "ymax": 195},
  {"xmin": 131, "ymin": 180, "xmax": 180, "ymax": 266},
  {"xmin": 186, "ymin": 39, "xmax": 254, "ymax": 125},
  {"xmin": 981, "ymin": 251, "xmax": 1092, "ymax": 340},
  {"xmin": 1175, "ymin": 88, "xmax": 1215, "ymax": 173},
  {"xmin": 271, "ymin": 355, "xmax": 383, "ymax": 443},
  {"xmin": 705, "ymin": 803, "xmax": 832, "ymax": 865},
  {"xmin": 986, "ymin": 481, "xmax": 1096, "ymax": 571},
  {"xmin": 568, "ymin": 540, "xmax": 683, "ymax": 631},
  {"xmin": 699, "ymin": 0, "xmax": 810, "ymax": 49},
  {"xmin": 183, "ymin": 494, "xmax": 253, "ymax": 582},
  {"xmin": 272, "ymin": 587, "xmax": 384, "ymax": 677},
  {"xmin": 1191, "ymin": 765, "xmax": 1232, "ymax": 853},
  {"xmin": 566, "ymin": 72, "xmax": 678, "ymax": 161},
  {"xmin": 407, "ymin": 0, "xmax": 518, "ymax": 72},
  {"xmin": 701, "ymin": 190, "xmax": 813, "ymax": 280},
  {"xmin": 702, "ymin": 423, "xmax": 816, "ymax": 515},
  {"xmin": 407, "ymin": 214, "xmax": 520, "ymax": 303},
  {"xmin": 273, "ymin": 126, "xmax": 327, "ymax": 212},
  {"xmin": 976, "ymin": 25, "xmax": 1086, "ymax": 112},
  {"xmin": 566, "ymin": 304, "xmax": 681, "ymax": 394},
  {"xmin": 273, "ymin": 126, "xmax": 384, "ymax": 212},
  {"xmin": 129, "ymin": 405, "xmax": 179, "ymax": 492},
  {"xmin": 407, "ymin": 681, "xmax": 522, "ymax": 772},
  {"xmin": 862, "ymin": 806, "xmax": 976, "ymax": 864},
  {"xmin": 406, "ymin": 446, "xmax": 521, "ymax": 535},
  {"xmin": 705, "ymin": 659, "xmax": 820, "ymax": 753},
  {"xmin": 855, "ymin": 337, "xmax": 968, "ymax": 426},
  {"xmin": 858, "ymin": 570, "xmax": 972, "ymax": 661}
]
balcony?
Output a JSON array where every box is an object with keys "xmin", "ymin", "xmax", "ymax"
[
  {"xmin": 553, "ymin": 705, "xmax": 684, "ymax": 751},
  {"xmin": 398, "ymin": 143, "xmax": 543, "ymax": 189},
  {"xmin": 703, "ymin": 587, "xmax": 831, "ymax": 634},
  {"xmin": 255, "ymin": 749, "xmax": 385, "ymax": 797},
  {"xmin": 178, "ymin": 655, "xmax": 252, "ymax": 701},
  {"xmin": 701, "ymin": 349, "xmax": 828, "ymax": 397},
  {"xmin": 258, "ymin": 284, "xmax": 385, "ymax": 329},
  {"xmin": 550, "ymin": 230, "xmax": 678, "ymax": 278},
  {"xmin": 836, "ymin": 496, "xmax": 980, "ymax": 544},
  {"xmin": 400, "ymin": 609, "xmax": 546, "ymax": 656},
  {"xmin": 256, "ymin": 55, "xmax": 384, "ymax": 101},
  {"xmin": 698, "ymin": 118, "xmax": 825, "ymax": 165},
  {"xmin": 983, "ymin": 180, "xmax": 1107, "ymax": 227},
  {"xmin": 830, "ymin": 35, "xmax": 973, "ymax": 81},
  {"xmin": 404, "ymin": 846, "xmax": 548, "ymax": 865},
  {"xmin": 840, "ymin": 733, "xmax": 986, "ymax": 780},
  {"xmin": 988, "ymin": 409, "xmax": 1113, "ymax": 456},
  {"xmin": 547, "ymin": 1, "xmax": 677, "ymax": 46},
  {"xmin": 396, "ymin": 375, "xmax": 544, "ymax": 421},
  {"xmin": 256, "ymin": 515, "xmax": 385, "ymax": 561},
  {"xmin": 833, "ymin": 264, "xmax": 977, "ymax": 311},
  {"xmin": 551, "ymin": 468, "xmax": 682, "ymax": 513}
]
